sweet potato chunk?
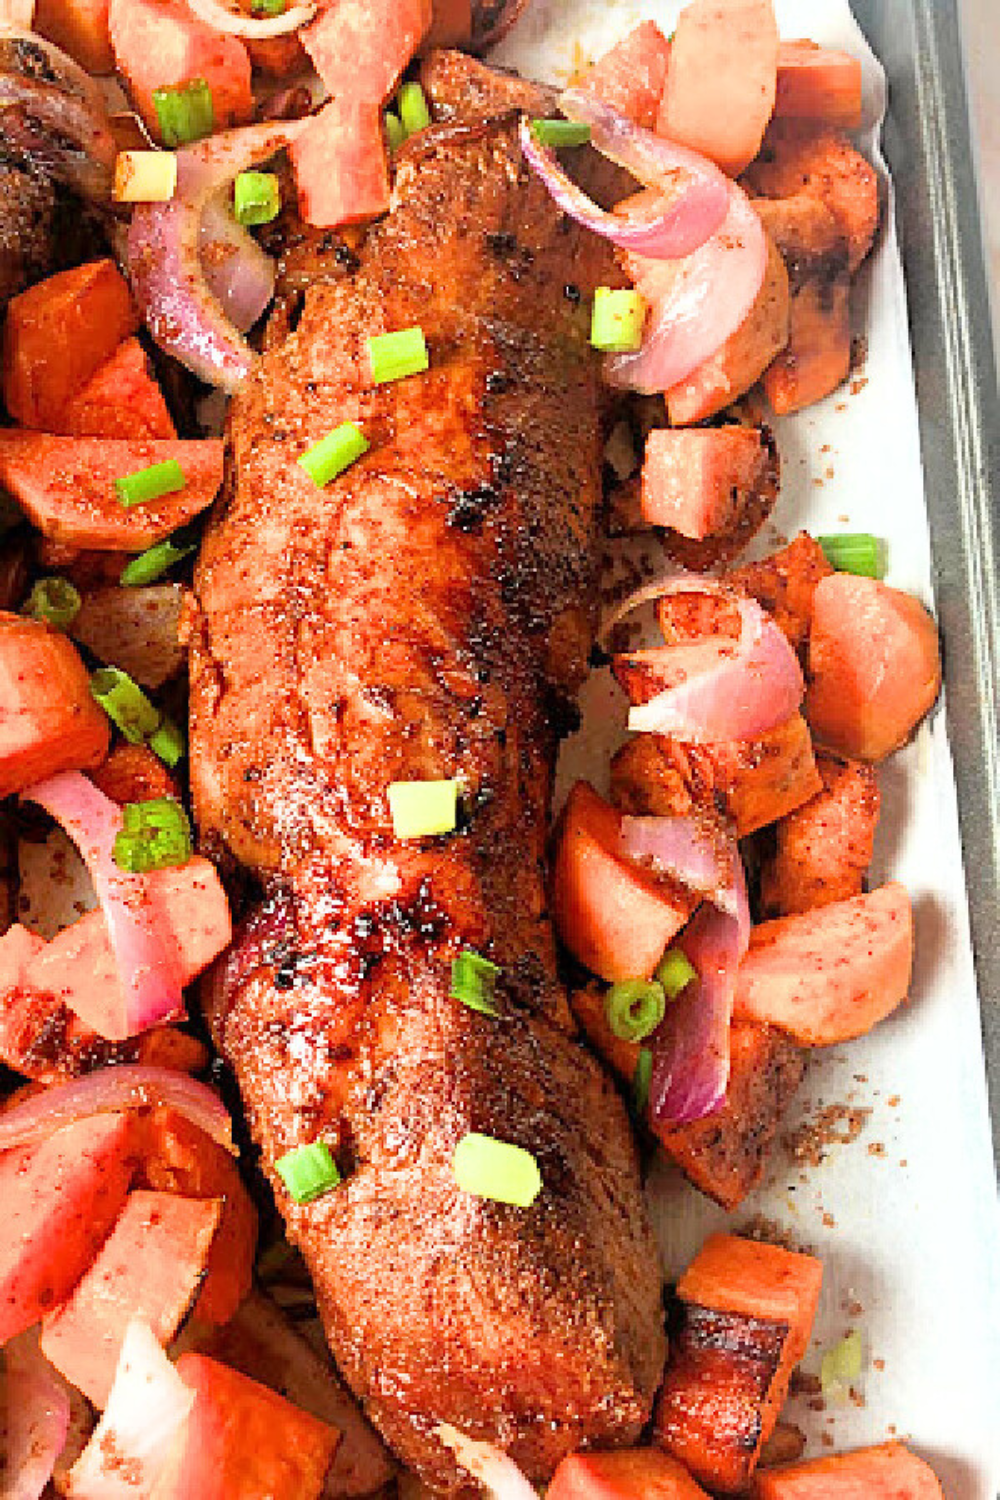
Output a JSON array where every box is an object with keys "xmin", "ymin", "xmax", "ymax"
[
  {"xmin": 734, "ymin": 884, "xmax": 913, "ymax": 1043},
  {"xmin": 550, "ymin": 1448, "xmax": 712, "ymax": 1500},
  {"xmin": 760, "ymin": 755, "xmax": 880, "ymax": 917},
  {"xmin": 728, "ymin": 534, "xmax": 833, "ymax": 657},
  {"xmin": 775, "ymin": 41, "xmax": 863, "ymax": 129},
  {"xmin": 806, "ymin": 574, "xmax": 941, "ymax": 761},
  {"xmin": 580, "ymin": 22, "xmax": 673, "ymax": 130},
  {"xmin": 0, "ymin": 612, "xmax": 110, "ymax": 798},
  {"xmin": 653, "ymin": 1022, "xmax": 806, "ymax": 1209},
  {"xmin": 678, "ymin": 1233, "xmax": 823, "ymax": 1375},
  {"xmin": 655, "ymin": 1302, "xmax": 789, "ymax": 1493},
  {"xmin": 752, "ymin": 1441, "xmax": 946, "ymax": 1500},
  {"xmin": 641, "ymin": 424, "xmax": 775, "ymax": 549},
  {"xmin": 744, "ymin": 121, "xmax": 879, "ymax": 273}
]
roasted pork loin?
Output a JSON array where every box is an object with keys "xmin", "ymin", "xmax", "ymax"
[{"xmin": 189, "ymin": 55, "xmax": 665, "ymax": 1494}]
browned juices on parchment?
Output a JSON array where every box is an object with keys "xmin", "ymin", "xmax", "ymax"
[{"xmin": 188, "ymin": 54, "xmax": 665, "ymax": 1493}]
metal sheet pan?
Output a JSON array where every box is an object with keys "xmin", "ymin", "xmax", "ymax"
[{"xmin": 853, "ymin": 0, "xmax": 1000, "ymax": 1150}]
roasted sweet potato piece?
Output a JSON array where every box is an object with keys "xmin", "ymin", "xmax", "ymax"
[
  {"xmin": 549, "ymin": 1448, "xmax": 712, "ymax": 1500},
  {"xmin": 653, "ymin": 1022, "xmax": 806, "ymax": 1209},
  {"xmin": 580, "ymin": 21, "xmax": 674, "ymax": 130},
  {"xmin": 664, "ymin": 237, "xmax": 790, "ymax": 425},
  {"xmin": 654, "ymin": 1303, "xmax": 789, "ymax": 1493},
  {"xmin": 775, "ymin": 41, "xmax": 863, "ymax": 129},
  {"xmin": 753, "ymin": 1442, "xmax": 945, "ymax": 1499},
  {"xmin": 728, "ymin": 533, "xmax": 833, "ymax": 658},
  {"xmin": 744, "ymin": 121, "xmax": 879, "ymax": 273},
  {"xmin": 0, "ymin": 612, "xmax": 110, "ymax": 797},
  {"xmin": 571, "ymin": 984, "xmax": 646, "ymax": 1086},
  {"xmin": 640, "ymin": 425, "xmax": 780, "ymax": 571},
  {"xmin": 760, "ymin": 755, "xmax": 880, "ymax": 917},
  {"xmin": 610, "ymin": 716, "xmax": 822, "ymax": 839}
]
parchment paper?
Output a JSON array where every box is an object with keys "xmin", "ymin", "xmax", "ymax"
[{"xmin": 495, "ymin": 5, "xmax": 1000, "ymax": 1494}]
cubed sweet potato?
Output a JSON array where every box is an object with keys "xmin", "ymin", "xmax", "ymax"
[
  {"xmin": 108, "ymin": 0, "xmax": 253, "ymax": 140},
  {"xmin": 760, "ymin": 755, "xmax": 880, "ymax": 917},
  {"xmin": 764, "ymin": 276, "xmax": 853, "ymax": 414},
  {"xmin": 734, "ymin": 883, "xmax": 913, "ymax": 1043},
  {"xmin": 579, "ymin": 21, "xmax": 673, "ymax": 130},
  {"xmin": 0, "ymin": 612, "xmax": 110, "ymax": 798},
  {"xmin": 806, "ymin": 573, "xmax": 941, "ymax": 761},
  {"xmin": 301, "ymin": 0, "xmax": 430, "ymax": 103},
  {"xmin": 775, "ymin": 41, "xmax": 863, "ymax": 129},
  {"xmin": 2, "ymin": 259, "xmax": 138, "ymax": 430},
  {"xmin": 752, "ymin": 1441, "xmax": 945, "ymax": 1500},
  {"xmin": 728, "ymin": 533, "xmax": 833, "ymax": 658},
  {"xmin": 35, "ymin": 0, "xmax": 114, "ymax": 74},
  {"xmin": 289, "ymin": 98, "xmax": 391, "ymax": 229},
  {"xmin": 553, "ymin": 780, "xmax": 698, "ymax": 982},
  {"xmin": 641, "ymin": 426, "xmax": 770, "ymax": 541},
  {"xmin": 56, "ymin": 336, "xmax": 177, "ymax": 441},
  {"xmin": 549, "ymin": 1448, "xmax": 712, "ymax": 1500},
  {"xmin": 41, "ymin": 1190, "xmax": 222, "ymax": 1407},
  {"xmin": 653, "ymin": 1022, "xmax": 807, "ymax": 1209},
  {"xmin": 744, "ymin": 121, "xmax": 879, "ymax": 273}
]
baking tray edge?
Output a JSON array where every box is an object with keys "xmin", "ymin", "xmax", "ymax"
[{"xmin": 852, "ymin": 0, "xmax": 1000, "ymax": 1160}]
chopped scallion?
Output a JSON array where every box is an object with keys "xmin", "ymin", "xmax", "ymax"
[
  {"xmin": 818, "ymin": 532, "xmax": 886, "ymax": 579},
  {"xmin": 397, "ymin": 81, "xmax": 431, "ymax": 138},
  {"xmin": 820, "ymin": 1329, "xmax": 863, "ymax": 1401},
  {"xmin": 120, "ymin": 531, "xmax": 197, "ymax": 587},
  {"xmin": 367, "ymin": 326, "xmax": 429, "ymax": 385},
  {"xmin": 384, "ymin": 109, "xmax": 405, "ymax": 153},
  {"xmin": 90, "ymin": 667, "xmax": 161, "ymax": 745},
  {"xmin": 590, "ymin": 287, "xmax": 647, "ymax": 353},
  {"xmin": 113, "ymin": 798, "xmax": 192, "ymax": 874},
  {"xmin": 24, "ymin": 576, "xmax": 81, "ymax": 631},
  {"xmin": 297, "ymin": 423, "xmax": 370, "ymax": 488},
  {"xmin": 115, "ymin": 459, "xmax": 186, "ymax": 509},
  {"xmin": 251, "ymin": 0, "xmax": 287, "ymax": 13},
  {"xmin": 149, "ymin": 716, "xmax": 185, "ymax": 768},
  {"xmin": 605, "ymin": 978, "xmax": 666, "ymax": 1042},
  {"xmin": 655, "ymin": 948, "xmax": 698, "ymax": 1001},
  {"xmin": 152, "ymin": 78, "xmax": 215, "ymax": 148},
  {"xmin": 234, "ymin": 170, "xmax": 281, "ymax": 227},
  {"xmin": 530, "ymin": 118, "xmax": 592, "ymax": 149},
  {"xmin": 387, "ymin": 779, "xmax": 458, "ymax": 839},
  {"xmin": 452, "ymin": 1132, "xmax": 542, "ymax": 1208},
  {"xmin": 632, "ymin": 1046, "xmax": 653, "ymax": 1116},
  {"xmin": 451, "ymin": 949, "xmax": 500, "ymax": 1016},
  {"xmin": 113, "ymin": 150, "xmax": 177, "ymax": 204},
  {"xmin": 274, "ymin": 1141, "xmax": 341, "ymax": 1204}
]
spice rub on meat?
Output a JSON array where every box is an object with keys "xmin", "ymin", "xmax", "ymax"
[{"xmin": 188, "ymin": 54, "xmax": 665, "ymax": 1495}]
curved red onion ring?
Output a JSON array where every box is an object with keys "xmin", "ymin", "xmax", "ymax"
[
  {"xmin": 519, "ymin": 104, "xmax": 728, "ymax": 261},
  {"xmin": 187, "ymin": 0, "xmax": 317, "ymax": 37},
  {"xmin": 127, "ymin": 120, "xmax": 305, "ymax": 391},
  {"xmin": 201, "ymin": 192, "xmax": 276, "ymax": 334},
  {"xmin": 435, "ymin": 1425, "xmax": 540, "ymax": 1500},
  {"xmin": 0, "ymin": 72, "xmax": 116, "ymax": 200},
  {"xmin": 623, "ymin": 587, "xmax": 804, "ymax": 743},
  {"xmin": 619, "ymin": 813, "xmax": 739, "ymax": 917},
  {"xmin": 23, "ymin": 771, "xmax": 184, "ymax": 1039},
  {"xmin": 604, "ymin": 181, "xmax": 768, "ymax": 394},
  {"xmin": 650, "ymin": 843, "xmax": 750, "ymax": 1127},
  {"xmin": 1, "ymin": 1332, "xmax": 71, "ymax": 1500},
  {"xmin": 0, "ymin": 1064, "xmax": 236, "ymax": 1155},
  {"xmin": 66, "ymin": 1321, "xmax": 195, "ymax": 1498}
]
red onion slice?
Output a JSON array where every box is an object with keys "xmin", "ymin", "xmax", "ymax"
[
  {"xmin": 0, "ymin": 1064, "xmax": 235, "ymax": 1155},
  {"xmin": 435, "ymin": 1425, "xmax": 540, "ymax": 1500},
  {"xmin": 624, "ymin": 593, "xmax": 804, "ymax": 743},
  {"xmin": 23, "ymin": 771, "xmax": 184, "ymax": 1039},
  {"xmin": 604, "ymin": 181, "xmax": 768, "ymax": 394},
  {"xmin": 650, "ymin": 844, "xmax": 751, "ymax": 1127},
  {"xmin": 200, "ymin": 192, "xmax": 277, "ymax": 334},
  {"xmin": 1, "ymin": 1332, "xmax": 71, "ymax": 1500},
  {"xmin": 64, "ymin": 1321, "xmax": 195, "ymax": 1499},
  {"xmin": 618, "ymin": 813, "xmax": 738, "ymax": 917},
  {"xmin": 519, "ymin": 103, "xmax": 728, "ymax": 262},
  {"xmin": 187, "ymin": 0, "xmax": 317, "ymax": 37},
  {"xmin": 127, "ymin": 120, "xmax": 305, "ymax": 391}
]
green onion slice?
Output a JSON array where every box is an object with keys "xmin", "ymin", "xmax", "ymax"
[
  {"xmin": 298, "ymin": 423, "xmax": 370, "ymax": 488},
  {"xmin": 590, "ymin": 287, "xmax": 647, "ymax": 353},
  {"xmin": 605, "ymin": 979, "xmax": 666, "ymax": 1042},
  {"xmin": 234, "ymin": 170, "xmax": 281, "ymax": 227},
  {"xmin": 632, "ymin": 1046, "xmax": 653, "ymax": 1116},
  {"xmin": 451, "ymin": 949, "xmax": 500, "ymax": 1016},
  {"xmin": 388, "ymin": 779, "xmax": 458, "ymax": 839},
  {"xmin": 115, "ymin": 458, "xmax": 186, "ymax": 509},
  {"xmin": 655, "ymin": 948, "xmax": 698, "ymax": 1001},
  {"xmin": 452, "ymin": 1132, "xmax": 542, "ymax": 1208},
  {"xmin": 530, "ymin": 118, "xmax": 592, "ymax": 148},
  {"xmin": 384, "ymin": 110, "xmax": 405, "ymax": 153},
  {"xmin": 24, "ymin": 576, "xmax": 81, "ymax": 631},
  {"xmin": 817, "ymin": 532, "xmax": 886, "ymax": 579},
  {"xmin": 367, "ymin": 326, "xmax": 429, "ymax": 385},
  {"xmin": 90, "ymin": 667, "xmax": 161, "ymax": 745},
  {"xmin": 113, "ymin": 798, "xmax": 192, "ymax": 874},
  {"xmin": 251, "ymin": 0, "xmax": 287, "ymax": 14},
  {"xmin": 152, "ymin": 78, "xmax": 215, "ymax": 148},
  {"xmin": 149, "ymin": 716, "xmax": 185, "ymax": 768},
  {"xmin": 274, "ymin": 1141, "xmax": 341, "ymax": 1204},
  {"xmin": 120, "ymin": 530, "xmax": 197, "ymax": 588},
  {"xmin": 397, "ymin": 81, "xmax": 431, "ymax": 138},
  {"xmin": 820, "ymin": 1329, "xmax": 863, "ymax": 1401}
]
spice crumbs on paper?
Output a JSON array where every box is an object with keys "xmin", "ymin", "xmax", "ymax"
[{"xmin": 784, "ymin": 1104, "xmax": 872, "ymax": 1167}]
